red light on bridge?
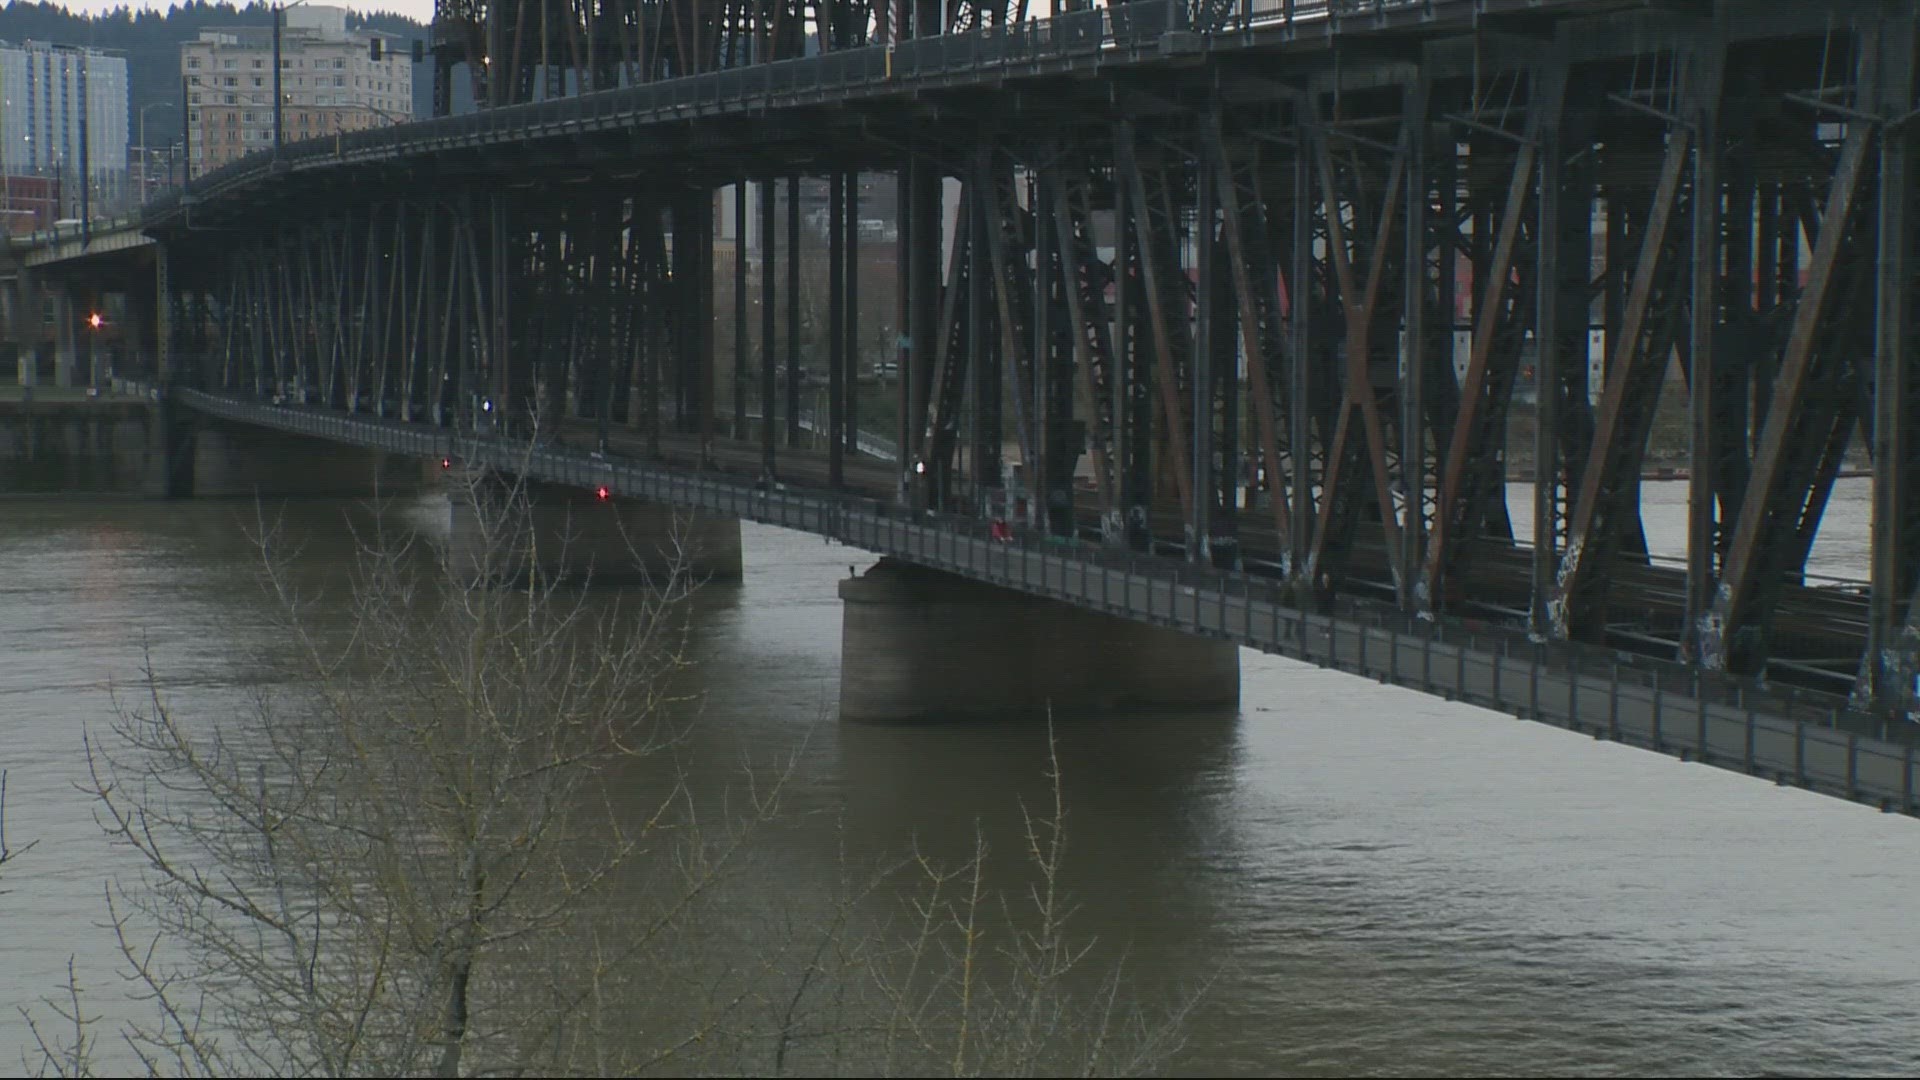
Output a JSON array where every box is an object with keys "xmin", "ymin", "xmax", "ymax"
[
  {"xmin": 595, "ymin": 486, "xmax": 610, "ymax": 502},
  {"xmin": 440, "ymin": 457, "xmax": 452, "ymax": 470}
]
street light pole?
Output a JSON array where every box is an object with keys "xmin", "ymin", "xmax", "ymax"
[
  {"xmin": 138, "ymin": 101, "xmax": 174, "ymax": 155},
  {"xmin": 272, "ymin": 3, "xmax": 283, "ymax": 151},
  {"xmin": 138, "ymin": 101, "xmax": 175, "ymax": 202},
  {"xmin": 180, "ymin": 76, "xmax": 191, "ymax": 181}
]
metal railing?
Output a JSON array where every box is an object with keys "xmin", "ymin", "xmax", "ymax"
[
  {"xmin": 742, "ymin": 407, "xmax": 900, "ymax": 462},
  {"xmin": 177, "ymin": 388, "xmax": 1920, "ymax": 818},
  {"xmin": 4, "ymin": 212, "xmax": 149, "ymax": 253}
]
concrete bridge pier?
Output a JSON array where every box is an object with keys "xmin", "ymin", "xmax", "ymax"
[
  {"xmin": 450, "ymin": 479, "xmax": 743, "ymax": 588},
  {"xmin": 838, "ymin": 558, "xmax": 1241, "ymax": 723},
  {"xmin": 185, "ymin": 418, "xmax": 403, "ymax": 498},
  {"xmin": 50, "ymin": 289, "xmax": 81, "ymax": 389}
]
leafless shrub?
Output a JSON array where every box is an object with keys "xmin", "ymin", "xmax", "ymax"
[
  {"xmin": 55, "ymin": 463, "xmax": 796, "ymax": 1077},
  {"xmin": 30, "ymin": 463, "xmax": 1197, "ymax": 1077}
]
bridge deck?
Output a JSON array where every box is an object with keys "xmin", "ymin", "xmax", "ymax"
[
  {"xmin": 573, "ymin": 416, "xmax": 1874, "ymax": 693},
  {"xmin": 139, "ymin": 0, "xmax": 1642, "ymax": 225},
  {"xmin": 180, "ymin": 390, "xmax": 1920, "ymax": 818}
]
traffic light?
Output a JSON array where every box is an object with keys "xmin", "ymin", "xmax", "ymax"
[
  {"xmin": 87, "ymin": 312, "xmax": 103, "ymax": 330},
  {"xmin": 411, "ymin": 39, "xmax": 425, "ymax": 64},
  {"xmin": 369, "ymin": 37, "xmax": 383, "ymax": 62}
]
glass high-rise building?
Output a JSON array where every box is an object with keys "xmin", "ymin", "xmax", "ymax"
[{"xmin": 0, "ymin": 41, "xmax": 130, "ymax": 218}]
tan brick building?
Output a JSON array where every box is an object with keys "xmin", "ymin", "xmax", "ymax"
[{"xmin": 182, "ymin": 5, "xmax": 410, "ymax": 177}]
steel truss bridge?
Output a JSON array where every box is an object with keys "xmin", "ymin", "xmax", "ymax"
[{"xmin": 13, "ymin": 0, "xmax": 1920, "ymax": 807}]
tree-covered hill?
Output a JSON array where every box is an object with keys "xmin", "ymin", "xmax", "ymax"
[{"xmin": 0, "ymin": 2, "xmax": 429, "ymax": 152}]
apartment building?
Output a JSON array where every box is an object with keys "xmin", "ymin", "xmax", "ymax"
[
  {"xmin": 182, "ymin": 5, "xmax": 410, "ymax": 176},
  {"xmin": 0, "ymin": 42, "xmax": 130, "ymax": 216}
]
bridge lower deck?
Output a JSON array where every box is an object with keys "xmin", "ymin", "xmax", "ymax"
[
  {"xmin": 555, "ymin": 415, "xmax": 1873, "ymax": 698},
  {"xmin": 178, "ymin": 390, "xmax": 1919, "ymax": 819}
]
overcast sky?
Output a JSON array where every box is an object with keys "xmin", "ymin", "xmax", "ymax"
[{"xmin": 44, "ymin": 1, "xmax": 438, "ymax": 24}]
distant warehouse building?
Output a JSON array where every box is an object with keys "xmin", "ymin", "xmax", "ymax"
[
  {"xmin": 183, "ymin": 4, "xmax": 411, "ymax": 176},
  {"xmin": 0, "ymin": 174, "xmax": 61, "ymax": 235},
  {"xmin": 0, "ymin": 41, "xmax": 130, "ymax": 218}
]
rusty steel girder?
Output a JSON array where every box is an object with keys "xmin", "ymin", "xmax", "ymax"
[
  {"xmin": 430, "ymin": 0, "xmax": 1030, "ymax": 110},
  {"xmin": 135, "ymin": 0, "xmax": 1920, "ymax": 709}
]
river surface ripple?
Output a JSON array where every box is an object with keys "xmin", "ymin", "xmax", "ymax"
[{"xmin": 2, "ymin": 481, "xmax": 1916, "ymax": 1076}]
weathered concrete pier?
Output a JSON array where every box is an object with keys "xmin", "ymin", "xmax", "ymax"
[{"xmin": 839, "ymin": 558, "xmax": 1238, "ymax": 722}]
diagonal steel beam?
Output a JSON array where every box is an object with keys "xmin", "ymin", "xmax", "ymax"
[
  {"xmin": 1863, "ymin": 5, "xmax": 1920, "ymax": 716},
  {"xmin": 1116, "ymin": 122, "xmax": 1193, "ymax": 519},
  {"xmin": 917, "ymin": 180, "xmax": 972, "ymax": 501},
  {"xmin": 1207, "ymin": 119, "xmax": 1292, "ymax": 548},
  {"xmin": 1702, "ymin": 119, "xmax": 1874, "ymax": 671},
  {"xmin": 1420, "ymin": 116, "xmax": 1539, "ymax": 609},
  {"xmin": 980, "ymin": 154, "xmax": 1039, "ymax": 484},
  {"xmin": 1550, "ymin": 125, "xmax": 1692, "ymax": 639},
  {"xmin": 1683, "ymin": 43, "xmax": 1729, "ymax": 666},
  {"xmin": 1306, "ymin": 114, "xmax": 1409, "ymax": 589},
  {"xmin": 1047, "ymin": 165, "xmax": 1117, "ymax": 521}
]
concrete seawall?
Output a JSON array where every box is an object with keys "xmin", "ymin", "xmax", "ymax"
[
  {"xmin": 0, "ymin": 399, "xmax": 172, "ymax": 496},
  {"xmin": 0, "ymin": 397, "xmax": 418, "ymax": 499}
]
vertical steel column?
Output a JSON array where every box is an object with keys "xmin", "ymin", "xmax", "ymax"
[
  {"xmin": 454, "ymin": 206, "xmax": 476, "ymax": 415},
  {"xmin": 905, "ymin": 160, "xmax": 944, "ymax": 501},
  {"xmin": 1289, "ymin": 130, "xmax": 1314, "ymax": 575},
  {"xmin": 761, "ymin": 180, "xmax": 778, "ymax": 477},
  {"xmin": 1867, "ymin": 4, "xmax": 1919, "ymax": 715},
  {"xmin": 1719, "ymin": 89, "xmax": 1758, "ymax": 522},
  {"xmin": 968, "ymin": 178, "xmax": 994, "ymax": 505},
  {"xmin": 1541, "ymin": 81, "xmax": 1600, "ymax": 631},
  {"xmin": 829, "ymin": 172, "xmax": 847, "ymax": 487},
  {"xmin": 786, "ymin": 175, "xmax": 802, "ymax": 448},
  {"xmin": 490, "ymin": 195, "xmax": 512, "ymax": 428},
  {"xmin": 1214, "ymin": 195, "xmax": 1240, "ymax": 557},
  {"xmin": 1401, "ymin": 93, "xmax": 1429, "ymax": 610},
  {"xmin": 155, "ymin": 244, "xmax": 172, "ymax": 385},
  {"xmin": 586, "ymin": 208, "xmax": 613, "ymax": 450},
  {"xmin": 1114, "ymin": 166, "xmax": 1144, "ymax": 545},
  {"xmin": 1684, "ymin": 44, "xmax": 1724, "ymax": 664},
  {"xmin": 896, "ymin": 170, "xmax": 913, "ymax": 485},
  {"xmin": 1532, "ymin": 70, "xmax": 1565, "ymax": 636},
  {"xmin": 1193, "ymin": 146, "xmax": 1217, "ymax": 564},
  {"xmin": 406, "ymin": 206, "xmax": 434, "ymax": 423},
  {"xmin": 1032, "ymin": 169, "xmax": 1053, "ymax": 532},
  {"xmin": 1753, "ymin": 183, "xmax": 1780, "ymax": 440},
  {"xmin": 373, "ymin": 209, "xmax": 402, "ymax": 414},
  {"xmin": 686, "ymin": 186, "xmax": 715, "ymax": 442},
  {"xmin": 845, "ymin": 173, "xmax": 861, "ymax": 461},
  {"xmin": 735, "ymin": 182, "xmax": 748, "ymax": 439},
  {"xmin": 1040, "ymin": 169, "xmax": 1086, "ymax": 540},
  {"xmin": 642, "ymin": 208, "xmax": 667, "ymax": 455}
]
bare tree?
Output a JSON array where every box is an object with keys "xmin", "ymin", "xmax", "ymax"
[
  {"xmin": 0, "ymin": 771, "xmax": 32, "ymax": 892},
  {"xmin": 32, "ymin": 466, "xmax": 1197, "ymax": 1077},
  {"xmin": 735, "ymin": 725, "xmax": 1203, "ymax": 1079},
  {"xmin": 63, "ymin": 466, "xmax": 790, "ymax": 1077},
  {"xmin": 862, "ymin": 730, "xmax": 1201, "ymax": 1078}
]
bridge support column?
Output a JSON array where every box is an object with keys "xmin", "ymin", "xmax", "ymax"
[
  {"xmin": 837, "ymin": 558, "xmax": 1239, "ymax": 722},
  {"xmin": 452, "ymin": 480, "xmax": 742, "ymax": 588},
  {"xmin": 50, "ymin": 289, "xmax": 79, "ymax": 389},
  {"xmin": 186, "ymin": 419, "xmax": 403, "ymax": 498}
]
